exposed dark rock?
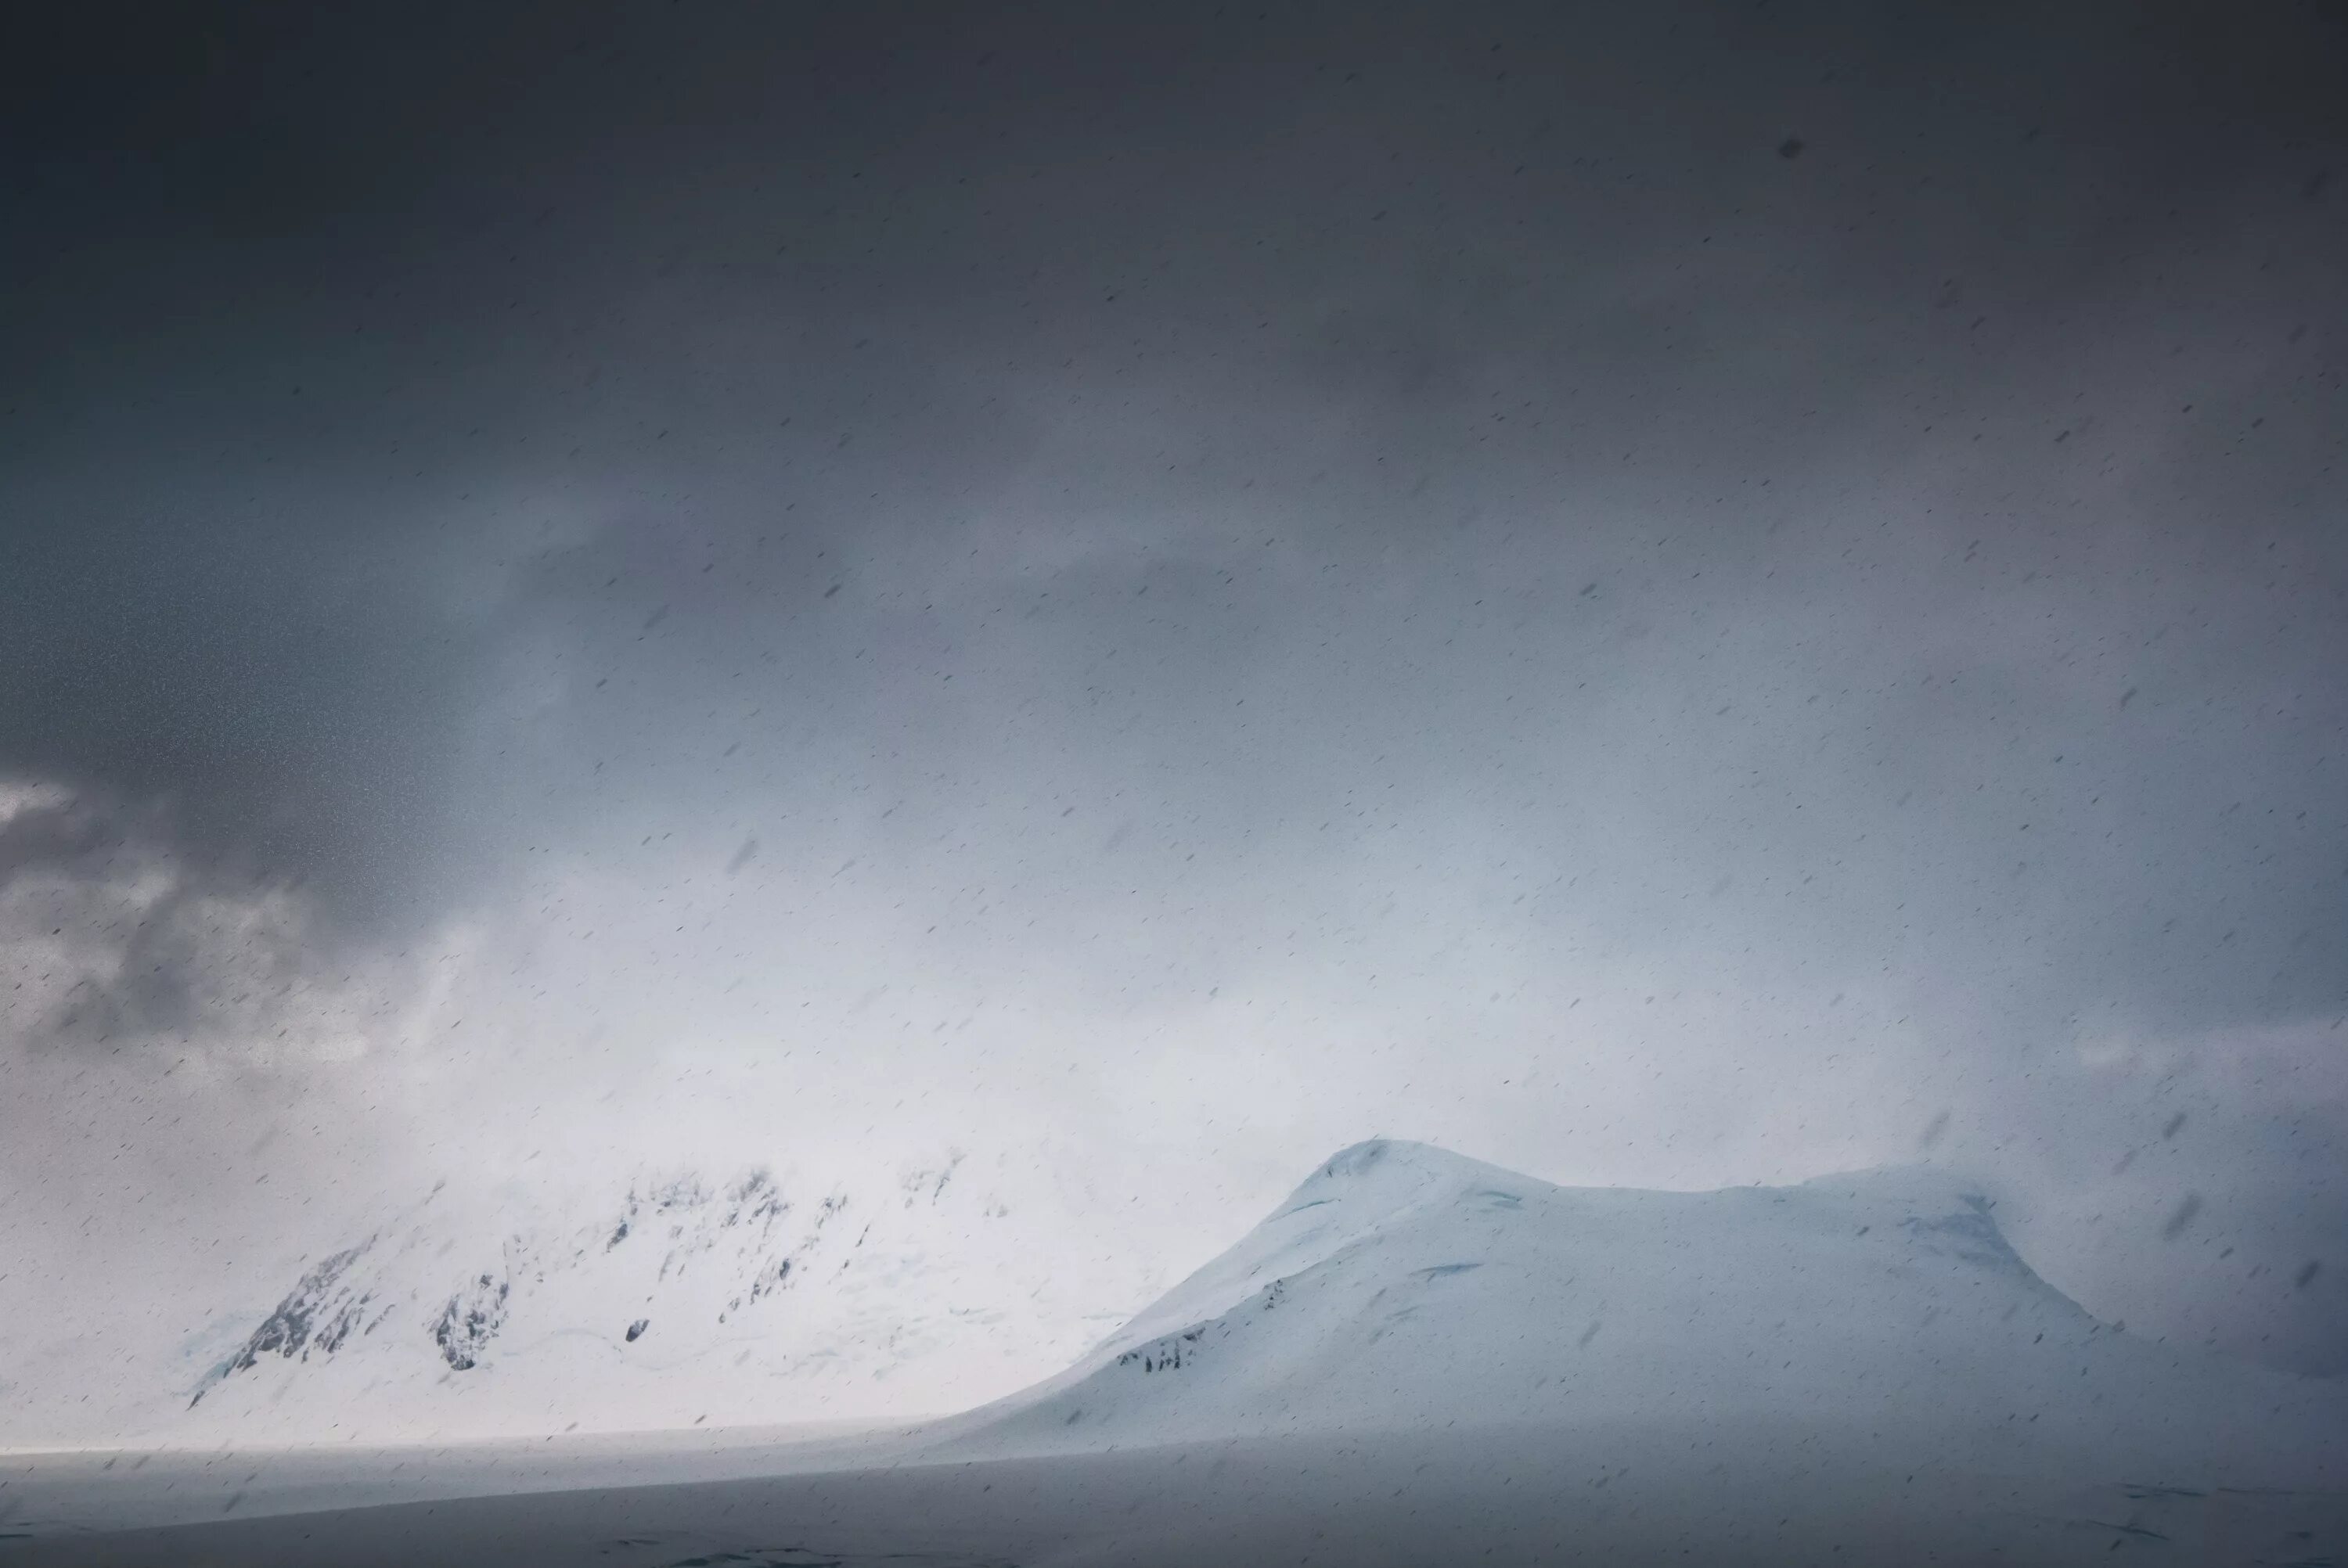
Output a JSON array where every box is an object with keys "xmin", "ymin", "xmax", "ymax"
[
  {"xmin": 432, "ymin": 1271, "xmax": 510, "ymax": 1371},
  {"xmin": 190, "ymin": 1241, "xmax": 376, "ymax": 1405}
]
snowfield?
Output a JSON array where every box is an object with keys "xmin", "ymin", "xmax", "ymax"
[{"xmin": 6, "ymin": 1140, "xmax": 2342, "ymax": 1566}]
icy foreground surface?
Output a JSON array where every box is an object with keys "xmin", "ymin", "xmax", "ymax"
[{"xmin": 8, "ymin": 1140, "xmax": 2343, "ymax": 1566}]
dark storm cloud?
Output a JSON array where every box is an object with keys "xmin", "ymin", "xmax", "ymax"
[
  {"xmin": 0, "ymin": 509, "xmax": 481, "ymax": 923},
  {"xmin": 5, "ymin": 0, "xmax": 2342, "ymax": 999},
  {"xmin": 2, "ymin": 0, "xmax": 2345, "ymax": 1380},
  {"xmin": 0, "ymin": 782, "xmax": 412, "ymax": 1059}
]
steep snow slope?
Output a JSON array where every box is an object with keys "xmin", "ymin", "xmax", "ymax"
[
  {"xmin": 931, "ymin": 1139, "xmax": 2347, "ymax": 1489},
  {"xmin": 153, "ymin": 1153, "xmax": 1143, "ymax": 1445}
]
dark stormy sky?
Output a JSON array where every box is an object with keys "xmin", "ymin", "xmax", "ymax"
[{"xmin": 2, "ymin": 0, "xmax": 2345, "ymax": 1437}]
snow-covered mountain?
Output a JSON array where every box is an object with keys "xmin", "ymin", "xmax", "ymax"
[
  {"xmin": 165, "ymin": 1136, "xmax": 2348, "ymax": 1479},
  {"xmin": 164, "ymin": 1153, "xmax": 1146, "ymax": 1445},
  {"xmin": 16, "ymin": 1138, "xmax": 2344, "ymax": 1566},
  {"xmin": 930, "ymin": 1139, "xmax": 2348, "ymax": 1491}
]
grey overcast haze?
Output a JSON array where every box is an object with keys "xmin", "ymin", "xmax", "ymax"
[{"xmin": 2, "ymin": 0, "xmax": 2345, "ymax": 1450}]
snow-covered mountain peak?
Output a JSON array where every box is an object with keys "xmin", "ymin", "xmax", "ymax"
[
  {"xmin": 1097, "ymin": 1137, "xmax": 1526, "ymax": 1357},
  {"xmin": 934, "ymin": 1142, "xmax": 2346, "ymax": 1492}
]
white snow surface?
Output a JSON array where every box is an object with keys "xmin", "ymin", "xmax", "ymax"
[{"xmin": 927, "ymin": 1139, "xmax": 2346, "ymax": 1489}]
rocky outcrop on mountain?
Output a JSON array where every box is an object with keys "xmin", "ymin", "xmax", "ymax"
[
  {"xmin": 430, "ymin": 1271, "xmax": 510, "ymax": 1372},
  {"xmin": 200, "ymin": 1243, "xmax": 388, "ymax": 1393}
]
